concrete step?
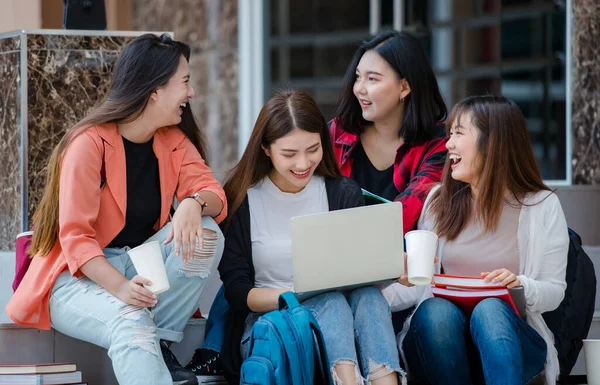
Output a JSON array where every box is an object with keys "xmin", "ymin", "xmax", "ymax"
[{"xmin": 0, "ymin": 318, "xmax": 207, "ymax": 385}]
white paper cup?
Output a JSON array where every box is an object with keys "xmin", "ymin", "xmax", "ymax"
[
  {"xmin": 405, "ymin": 230, "xmax": 438, "ymax": 285},
  {"xmin": 127, "ymin": 241, "xmax": 170, "ymax": 294},
  {"xmin": 584, "ymin": 339, "xmax": 600, "ymax": 385}
]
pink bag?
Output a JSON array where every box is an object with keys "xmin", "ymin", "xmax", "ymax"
[
  {"xmin": 12, "ymin": 231, "xmax": 34, "ymax": 292},
  {"xmin": 12, "ymin": 141, "xmax": 107, "ymax": 292}
]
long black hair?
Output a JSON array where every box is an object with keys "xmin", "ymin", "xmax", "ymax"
[
  {"xmin": 335, "ymin": 30, "xmax": 447, "ymax": 144},
  {"xmin": 31, "ymin": 33, "xmax": 207, "ymax": 256},
  {"xmin": 79, "ymin": 33, "xmax": 207, "ymax": 158}
]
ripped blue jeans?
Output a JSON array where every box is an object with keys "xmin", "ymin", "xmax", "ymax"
[
  {"xmin": 49, "ymin": 218, "xmax": 224, "ymax": 385},
  {"xmin": 241, "ymin": 287, "xmax": 403, "ymax": 383}
]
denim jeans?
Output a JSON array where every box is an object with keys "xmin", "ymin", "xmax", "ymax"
[
  {"xmin": 201, "ymin": 284, "xmax": 229, "ymax": 352},
  {"xmin": 241, "ymin": 286, "xmax": 402, "ymax": 381},
  {"xmin": 49, "ymin": 218, "xmax": 224, "ymax": 385},
  {"xmin": 403, "ymin": 297, "xmax": 547, "ymax": 385}
]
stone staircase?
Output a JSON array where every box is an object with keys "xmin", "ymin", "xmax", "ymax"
[
  {"xmin": 0, "ymin": 250, "xmax": 220, "ymax": 384},
  {"xmin": 0, "ymin": 319, "xmax": 207, "ymax": 384},
  {"xmin": 2, "ymin": 246, "xmax": 600, "ymax": 384}
]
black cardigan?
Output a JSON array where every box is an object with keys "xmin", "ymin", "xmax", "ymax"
[{"xmin": 218, "ymin": 176, "xmax": 365, "ymax": 384}]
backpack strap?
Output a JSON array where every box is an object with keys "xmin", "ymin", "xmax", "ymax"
[
  {"xmin": 308, "ymin": 314, "xmax": 333, "ymax": 385},
  {"xmin": 278, "ymin": 291, "xmax": 301, "ymax": 311},
  {"xmin": 271, "ymin": 311, "xmax": 308, "ymax": 385},
  {"xmin": 278, "ymin": 293, "xmax": 332, "ymax": 385}
]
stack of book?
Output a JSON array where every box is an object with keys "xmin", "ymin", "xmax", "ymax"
[
  {"xmin": 0, "ymin": 363, "xmax": 85, "ymax": 385},
  {"xmin": 431, "ymin": 274, "xmax": 527, "ymax": 318}
]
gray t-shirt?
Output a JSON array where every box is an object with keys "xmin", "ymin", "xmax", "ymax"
[
  {"xmin": 248, "ymin": 175, "xmax": 329, "ymax": 289},
  {"xmin": 442, "ymin": 198, "xmax": 521, "ymax": 276}
]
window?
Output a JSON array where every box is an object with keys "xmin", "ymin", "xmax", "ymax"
[{"xmin": 261, "ymin": 0, "xmax": 569, "ymax": 182}]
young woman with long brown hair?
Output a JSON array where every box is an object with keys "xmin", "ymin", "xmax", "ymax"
[
  {"xmin": 382, "ymin": 95, "xmax": 569, "ymax": 385},
  {"xmin": 217, "ymin": 89, "xmax": 403, "ymax": 385},
  {"xmin": 6, "ymin": 34, "xmax": 227, "ymax": 385}
]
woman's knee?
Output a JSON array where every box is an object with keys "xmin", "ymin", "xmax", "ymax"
[
  {"xmin": 306, "ymin": 291, "xmax": 352, "ymax": 320},
  {"xmin": 470, "ymin": 298, "xmax": 514, "ymax": 336},
  {"xmin": 169, "ymin": 216, "xmax": 224, "ymax": 278},
  {"xmin": 411, "ymin": 297, "xmax": 465, "ymax": 337},
  {"xmin": 348, "ymin": 286, "xmax": 390, "ymax": 315},
  {"xmin": 200, "ymin": 216, "xmax": 223, "ymax": 238},
  {"xmin": 322, "ymin": 291, "xmax": 351, "ymax": 312}
]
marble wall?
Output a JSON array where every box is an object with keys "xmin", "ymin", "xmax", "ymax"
[
  {"xmin": 0, "ymin": 36, "xmax": 21, "ymax": 251},
  {"xmin": 0, "ymin": 32, "xmax": 135, "ymax": 251},
  {"xmin": 26, "ymin": 35, "xmax": 133, "ymax": 226},
  {"xmin": 572, "ymin": 0, "xmax": 600, "ymax": 185},
  {"xmin": 130, "ymin": 0, "xmax": 239, "ymax": 181}
]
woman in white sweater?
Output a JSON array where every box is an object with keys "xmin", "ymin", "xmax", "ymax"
[{"xmin": 381, "ymin": 95, "xmax": 569, "ymax": 385}]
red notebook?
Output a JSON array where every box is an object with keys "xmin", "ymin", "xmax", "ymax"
[
  {"xmin": 431, "ymin": 275, "xmax": 527, "ymax": 318},
  {"xmin": 433, "ymin": 274, "xmax": 504, "ymax": 289}
]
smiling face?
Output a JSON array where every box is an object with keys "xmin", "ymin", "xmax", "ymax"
[
  {"xmin": 151, "ymin": 55, "xmax": 195, "ymax": 127},
  {"xmin": 447, "ymin": 113, "xmax": 481, "ymax": 186},
  {"xmin": 353, "ymin": 50, "xmax": 409, "ymax": 124},
  {"xmin": 264, "ymin": 128, "xmax": 323, "ymax": 193}
]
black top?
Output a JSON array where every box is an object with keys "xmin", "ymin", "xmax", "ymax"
[
  {"xmin": 218, "ymin": 176, "xmax": 365, "ymax": 384},
  {"xmin": 350, "ymin": 140, "xmax": 398, "ymax": 202},
  {"xmin": 107, "ymin": 137, "xmax": 161, "ymax": 248}
]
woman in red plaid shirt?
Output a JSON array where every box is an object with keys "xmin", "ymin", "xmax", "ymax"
[{"xmin": 330, "ymin": 30, "xmax": 448, "ymax": 233}]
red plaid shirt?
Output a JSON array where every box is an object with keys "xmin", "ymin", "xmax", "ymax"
[{"xmin": 329, "ymin": 119, "xmax": 448, "ymax": 233}]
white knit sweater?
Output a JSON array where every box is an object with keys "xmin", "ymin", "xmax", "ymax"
[{"xmin": 381, "ymin": 187, "xmax": 569, "ymax": 385}]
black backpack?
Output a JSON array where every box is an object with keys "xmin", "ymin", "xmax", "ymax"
[{"xmin": 542, "ymin": 228, "xmax": 597, "ymax": 376}]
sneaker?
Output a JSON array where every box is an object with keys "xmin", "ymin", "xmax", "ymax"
[
  {"xmin": 160, "ymin": 340, "xmax": 199, "ymax": 385},
  {"xmin": 185, "ymin": 348, "xmax": 224, "ymax": 375}
]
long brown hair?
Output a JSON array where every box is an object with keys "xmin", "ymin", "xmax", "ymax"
[
  {"xmin": 428, "ymin": 95, "xmax": 549, "ymax": 241},
  {"xmin": 223, "ymin": 89, "xmax": 341, "ymax": 229},
  {"xmin": 31, "ymin": 33, "xmax": 207, "ymax": 256}
]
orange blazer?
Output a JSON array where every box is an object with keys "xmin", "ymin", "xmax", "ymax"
[{"xmin": 6, "ymin": 123, "xmax": 227, "ymax": 330}]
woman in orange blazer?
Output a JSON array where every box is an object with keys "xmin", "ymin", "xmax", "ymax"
[{"xmin": 6, "ymin": 34, "xmax": 227, "ymax": 385}]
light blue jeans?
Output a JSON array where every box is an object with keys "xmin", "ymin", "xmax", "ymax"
[
  {"xmin": 49, "ymin": 218, "xmax": 224, "ymax": 385},
  {"xmin": 241, "ymin": 287, "xmax": 403, "ymax": 382}
]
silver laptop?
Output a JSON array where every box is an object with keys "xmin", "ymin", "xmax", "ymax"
[{"xmin": 291, "ymin": 202, "xmax": 405, "ymax": 300}]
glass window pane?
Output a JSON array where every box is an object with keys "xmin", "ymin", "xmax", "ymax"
[
  {"xmin": 289, "ymin": 47, "xmax": 314, "ymax": 78},
  {"xmin": 501, "ymin": 0, "xmax": 554, "ymax": 7},
  {"xmin": 264, "ymin": 0, "xmax": 569, "ymax": 181},
  {"xmin": 502, "ymin": 70, "xmax": 567, "ymax": 180},
  {"xmin": 501, "ymin": 17, "xmax": 546, "ymax": 60},
  {"xmin": 274, "ymin": 0, "xmax": 370, "ymax": 35},
  {"xmin": 457, "ymin": 25, "xmax": 501, "ymax": 67},
  {"xmin": 462, "ymin": 77, "xmax": 502, "ymax": 99}
]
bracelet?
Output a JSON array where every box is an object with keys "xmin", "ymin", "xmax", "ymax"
[{"xmin": 184, "ymin": 192, "xmax": 208, "ymax": 208}]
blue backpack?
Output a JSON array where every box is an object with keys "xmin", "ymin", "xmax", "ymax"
[{"xmin": 240, "ymin": 292, "xmax": 333, "ymax": 385}]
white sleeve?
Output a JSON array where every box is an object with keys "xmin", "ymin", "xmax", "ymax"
[
  {"xmin": 416, "ymin": 185, "xmax": 440, "ymax": 231},
  {"xmin": 517, "ymin": 194, "xmax": 568, "ymax": 313},
  {"xmin": 379, "ymin": 282, "xmax": 427, "ymax": 312},
  {"xmin": 379, "ymin": 186, "xmax": 440, "ymax": 312}
]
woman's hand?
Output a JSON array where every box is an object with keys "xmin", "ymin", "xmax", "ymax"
[
  {"xmin": 482, "ymin": 269, "xmax": 521, "ymax": 288},
  {"xmin": 396, "ymin": 253, "xmax": 438, "ymax": 287},
  {"xmin": 115, "ymin": 275, "xmax": 158, "ymax": 307},
  {"xmin": 165, "ymin": 198, "xmax": 204, "ymax": 260}
]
